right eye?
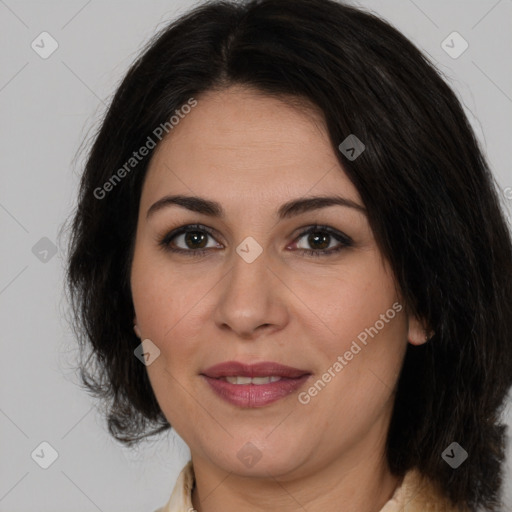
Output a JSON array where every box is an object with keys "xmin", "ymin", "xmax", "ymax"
[{"xmin": 158, "ymin": 224, "xmax": 222, "ymax": 257}]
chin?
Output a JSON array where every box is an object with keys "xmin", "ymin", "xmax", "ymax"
[{"xmin": 210, "ymin": 439, "xmax": 309, "ymax": 479}]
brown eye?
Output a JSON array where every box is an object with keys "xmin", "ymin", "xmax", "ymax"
[
  {"xmin": 303, "ymin": 232, "xmax": 331, "ymax": 250},
  {"xmin": 183, "ymin": 230, "xmax": 209, "ymax": 249},
  {"xmin": 159, "ymin": 223, "xmax": 352, "ymax": 258},
  {"xmin": 293, "ymin": 226, "xmax": 352, "ymax": 257},
  {"xmin": 158, "ymin": 224, "xmax": 220, "ymax": 256}
]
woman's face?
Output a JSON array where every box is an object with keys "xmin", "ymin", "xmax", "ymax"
[{"xmin": 130, "ymin": 85, "xmax": 425, "ymax": 479}]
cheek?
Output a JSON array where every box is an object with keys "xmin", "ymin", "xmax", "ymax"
[
  {"xmin": 293, "ymin": 257, "xmax": 407, "ymax": 415},
  {"xmin": 131, "ymin": 246, "xmax": 203, "ymax": 338},
  {"xmin": 291, "ymin": 256, "xmax": 402, "ymax": 353},
  {"xmin": 130, "ymin": 250, "xmax": 211, "ymax": 392},
  {"xmin": 131, "ymin": 258, "xmax": 204, "ymax": 424}
]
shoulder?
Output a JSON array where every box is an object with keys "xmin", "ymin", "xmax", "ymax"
[
  {"xmin": 154, "ymin": 460, "xmax": 195, "ymax": 512},
  {"xmin": 156, "ymin": 462, "xmax": 469, "ymax": 512},
  {"xmin": 381, "ymin": 468, "xmax": 470, "ymax": 512}
]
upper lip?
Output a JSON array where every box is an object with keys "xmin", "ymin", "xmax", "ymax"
[{"xmin": 201, "ymin": 361, "xmax": 311, "ymax": 379}]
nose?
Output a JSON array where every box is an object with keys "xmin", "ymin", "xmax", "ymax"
[{"xmin": 213, "ymin": 247, "xmax": 290, "ymax": 340}]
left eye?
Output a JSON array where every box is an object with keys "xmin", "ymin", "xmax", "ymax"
[
  {"xmin": 290, "ymin": 226, "xmax": 353, "ymax": 257},
  {"xmin": 158, "ymin": 224, "xmax": 353, "ymax": 257},
  {"xmin": 295, "ymin": 229, "xmax": 344, "ymax": 251}
]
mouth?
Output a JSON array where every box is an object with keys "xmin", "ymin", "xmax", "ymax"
[{"xmin": 200, "ymin": 361, "xmax": 312, "ymax": 408}]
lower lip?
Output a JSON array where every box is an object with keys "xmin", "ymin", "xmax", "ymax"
[{"xmin": 202, "ymin": 375, "xmax": 311, "ymax": 408}]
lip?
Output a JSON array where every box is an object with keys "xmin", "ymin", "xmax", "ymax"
[
  {"xmin": 200, "ymin": 361, "xmax": 311, "ymax": 408},
  {"xmin": 201, "ymin": 361, "xmax": 310, "ymax": 379}
]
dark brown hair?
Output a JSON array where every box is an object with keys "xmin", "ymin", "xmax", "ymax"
[{"xmin": 62, "ymin": 1, "xmax": 512, "ymax": 510}]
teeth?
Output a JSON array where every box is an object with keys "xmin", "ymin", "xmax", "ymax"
[
  {"xmin": 224, "ymin": 376, "xmax": 282, "ymax": 385},
  {"xmin": 225, "ymin": 376, "xmax": 252, "ymax": 385}
]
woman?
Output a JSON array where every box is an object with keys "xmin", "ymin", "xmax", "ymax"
[{"xmin": 64, "ymin": 0, "xmax": 512, "ymax": 511}]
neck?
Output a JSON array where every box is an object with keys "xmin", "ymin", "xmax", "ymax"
[{"xmin": 190, "ymin": 433, "xmax": 401, "ymax": 512}]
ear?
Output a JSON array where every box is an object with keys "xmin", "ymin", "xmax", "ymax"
[
  {"xmin": 133, "ymin": 316, "xmax": 142, "ymax": 338},
  {"xmin": 407, "ymin": 311, "xmax": 432, "ymax": 346}
]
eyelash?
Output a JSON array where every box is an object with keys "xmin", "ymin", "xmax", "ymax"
[{"xmin": 157, "ymin": 223, "xmax": 353, "ymax": 258}]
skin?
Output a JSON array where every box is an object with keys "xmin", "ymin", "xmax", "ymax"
[{"xmin": 130, "ymin": 84, "xmax": 428, "ymax": 512}]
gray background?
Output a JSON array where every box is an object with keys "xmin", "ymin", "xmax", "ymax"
[{"xmin": 0, "ymin": 0, "xmax": 511, "ymax": 511}]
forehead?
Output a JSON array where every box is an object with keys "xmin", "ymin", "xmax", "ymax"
[{"xmin": 141, "ymin": 85, "xmax": 361, "ymax": 208}]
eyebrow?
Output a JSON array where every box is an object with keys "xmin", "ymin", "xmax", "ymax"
[{"xmin": 146, "ymin": 194, "xmax": 367, "ymax": 220}]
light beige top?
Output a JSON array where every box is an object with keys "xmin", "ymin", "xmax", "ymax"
[{"xmin": 155, "ymin": 459, "xmax": 466, "ymax": 512}]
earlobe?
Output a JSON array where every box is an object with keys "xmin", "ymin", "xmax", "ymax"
[
  {"xmin": 407, "ymin": 313, "xmax": 433, "ymax": 346},
  {"xmin": 133, "ymin": 318, "xmax": 141, "ymax": 338}
]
